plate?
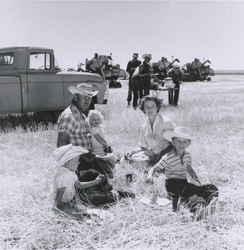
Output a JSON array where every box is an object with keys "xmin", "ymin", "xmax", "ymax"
[
  {"xmin": 139, "ymin": 196, "xmax": 171, "ymax": 206},
  {"xmin": 131, "ymin": 151, "xmax": 149, "ymax": 162}
]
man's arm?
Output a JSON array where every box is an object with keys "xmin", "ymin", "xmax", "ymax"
[
  {"xmin": 57, "ymin": 131, "xmax": 70, "ymax": 148},
  {"xmin": 75, "ymin": 174, "xmax": 104, "ymax": 189},
  {"xmin": 93, "ymin": 134, "xmax": 109, "ymax": 149}
]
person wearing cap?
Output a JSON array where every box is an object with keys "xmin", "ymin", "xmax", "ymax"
[
  {"xmin": 167, "ymin": 64, "xmax": 183, "ymax": 107},
  {"xmin": 146, "ymin": 126, "xmax": 204, "ymax": 212},
  {"xmin": 56, "ymin": 83, "xmax": 113, "ymax": 178},
  {"xmin": 126, "ymin": 53, "xmax": 141, "ymax": 107}
]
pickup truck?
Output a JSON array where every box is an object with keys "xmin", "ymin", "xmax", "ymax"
[{"xmin": 0, "ymin": 46, "xmax": 108, "ymax": 115}]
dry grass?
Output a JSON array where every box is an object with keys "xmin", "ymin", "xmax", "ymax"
[{"xmin": 0, "ymin": 75, "xmax": 244, "ymax": 249}]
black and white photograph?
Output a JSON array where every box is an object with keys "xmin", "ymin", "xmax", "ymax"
[{"xmin": 0, "ymin": 0, "xmax": 243, "ymax": 249}]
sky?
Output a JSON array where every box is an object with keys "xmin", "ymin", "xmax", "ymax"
[{"xmin": 1, "ymin": 0, "xmax": 244, "ymax": 70}]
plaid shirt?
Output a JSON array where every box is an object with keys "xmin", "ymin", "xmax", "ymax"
[
  {"xmin": 138, "ymin": 62, "xmax": 152, "ymax": 85},
  {"xmin": 57, "ymin": 103, "xmax": 91, "ymax": 149}
]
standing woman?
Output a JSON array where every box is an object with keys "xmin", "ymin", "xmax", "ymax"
[{"xmin": 128, "ymin": 95, "xmax": 177, "ymax": 167}]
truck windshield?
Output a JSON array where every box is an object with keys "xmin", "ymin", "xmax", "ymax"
[
  {"xmin": 0, "ymin": 53, "xmax": 14, "ymax": 66},
  {"xmin": 30, "ymin": 52, "xmax": 51, "ymax": 70}
]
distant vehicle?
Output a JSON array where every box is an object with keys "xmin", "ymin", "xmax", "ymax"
[
  {"xmin": 85, "ymin": 53, "xmax": 127, "ymax": 88},
  {"xmin": 152, "ymin": 57, "xmax": 180, "ymax": 80},
  {"xmin": 0, "ymin": 47, "xmax": 109, "ymax": 115},
  {"xmin": 182, "ymin": 58, "xmax": 215, "ymax": 82}
]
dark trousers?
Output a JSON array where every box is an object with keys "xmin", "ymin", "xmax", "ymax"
[
  {"xmin": 168, "ymin": 82, "xmax": 180, "ymax": 106},
  {"xmin": 165, "ymin": 179, "xmax": 218, "ymax": 211},
  {"xmin": 132, "ymin": 76, "xmax": 144, "ymax": 108},
  {"xmin": 127, "ymin": 76, "xmax": 133, "ymax": 102},
  {"xmin": 77, "ymin": 153, "xmax": 114, "ymax": 179}
]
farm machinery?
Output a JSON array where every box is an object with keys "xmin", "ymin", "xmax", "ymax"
[
  {"xmin": 85, "ymin": 53, "xmax": 127, "ymax": 88},
  {"xmin": 181, "ymin": 58, "xmax": 215, "ymax": 82},
  {"xmin": 152, "ymin": 57, "xmax": 180, "ymax": 80}
]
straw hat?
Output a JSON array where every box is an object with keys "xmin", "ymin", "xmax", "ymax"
[
  {"xmin": 68, "ymin": 83, "xmax": 99, "ymax": 97},
  {"xmin": 163, "ymin": 126, "xmax": 193, "ymax": 142},
  {"xmin": 142, "ymin": 54, "xmax": 152, "ymax": 60}
]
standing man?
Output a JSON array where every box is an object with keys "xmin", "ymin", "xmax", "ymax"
[
  {"xmin": 57, "ymin": 83, "xmax": 113, "ymax": 178},
  {"xmin": 138, "ymin": 54, "xmax": 153, "ymax": 97},
  {"xmin": 126, "ymin": 53, "xmax": 141, "ymax": 107},
  {"xmin": 167, "ymin": 65, "xmax": 183, "ymax": 107}
]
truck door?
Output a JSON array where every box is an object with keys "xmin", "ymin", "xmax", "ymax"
[
  {"xmin": 0, "ymin": 53, "xmax": 22, "ymax": 114},
  {"xmin": 27, "ymin": 52, "xmax": 64, "ymax": 112}
]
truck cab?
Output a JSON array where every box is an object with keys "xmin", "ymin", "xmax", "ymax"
[{"xmin": 0, "ymin": 47, "xmax": 108, "ymax": 115}]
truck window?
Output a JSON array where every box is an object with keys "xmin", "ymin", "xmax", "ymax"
[
  {"xmin": 29, "ymin": 52, "xmax": 51, "ymax": 70},
  {"xmin": 0, "ymin": 53, "xmax": 14, "ymax": 66}
]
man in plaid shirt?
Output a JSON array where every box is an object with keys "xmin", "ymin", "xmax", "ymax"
[{"xmin": 57, "ymin": 83, "xmax": 113, "ymax": 178}]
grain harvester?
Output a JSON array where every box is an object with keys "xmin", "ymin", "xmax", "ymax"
[
  {"xmin": 182, "ymin": 58, "xmax": 215, "ymax": 82},
  {"xmin": 152, "ymin": 57, "xmax": 180, "ymax": 80},
  {"xmin": 85, "ymin": 53, "xmax": 127, "ymax": 88}
]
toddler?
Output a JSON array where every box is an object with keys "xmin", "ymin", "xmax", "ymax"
[
  {"xmin": 87, "ymin": 110, "xmax": 115, "ymax": 171},
  {"xmin": 53, "ymin": 144, "xmax": 105, "ymax": 210}
]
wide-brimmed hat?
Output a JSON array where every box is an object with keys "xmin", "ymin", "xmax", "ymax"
[
  {"xmin": 163, "ymin": 126, "xmax": 193, "ymax": 142},
  {"xmin": 53, "ymin": 144, "xmax": 88, "ymax": 168},
  {"xmin": 133, "ymin": 53, "xmax": 139, "ymax": 57},
  {"xmin": 142, "ymin": 54, "xmax": 152, "ymax": 60},
  {"xmin": 68, "ymin": 83, "xmax": 98, "ymax": 97}
]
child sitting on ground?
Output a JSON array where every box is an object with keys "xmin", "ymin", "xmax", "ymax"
[
  {"xmin": 146, "ymin": 126, "xmax": 217, "ymax": 212},
  {"xmin": 53, "ymin": 144, "xmax": 105, "ymax": 210},
  {"xmin": 87, "ymin": 110, "xmax": 115, "ymax": 171}
]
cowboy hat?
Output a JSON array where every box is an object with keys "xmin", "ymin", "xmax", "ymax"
[
  {"xmin": 163, "ymin": 126, "xmax": 193, "ymax": 142},
  {"xmin": 142, "ymin": 54, "xmax": 152, "ymax": 60},
  {"xmin": 68, "ymin": 83, "xmax": 99, "ymax": 97}
]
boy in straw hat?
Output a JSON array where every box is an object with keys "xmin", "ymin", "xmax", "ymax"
[
  {"xmin": 53, "ymin": 144, "xmax": 105, "ymax": 210},
  {"xmin": 146, "ymin": 126, "xmax": 206, "ymax": 212}
]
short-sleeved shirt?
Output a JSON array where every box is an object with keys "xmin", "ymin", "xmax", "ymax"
[
  {"xmin": 90, "ymin": 126, "xmax": 106, "ymax": 156},
  {"xmin": 139, "ymin": 114, "xmax": 176, "ymax": 154},
  {"xmin": 156, "ymin": 149, "xmax": 192, "ymax": 179},
  {"xmin": 53, "ymin": 167, "xmax": 78, "ymax": 202},
  {"xmin": 57, "ymin": 103, "xmax": 91, "ymax": 149}
]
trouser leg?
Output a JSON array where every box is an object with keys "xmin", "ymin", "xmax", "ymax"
[{"xmin": 174, "ymin": 82, "xmax": 180, "ymax": 106}]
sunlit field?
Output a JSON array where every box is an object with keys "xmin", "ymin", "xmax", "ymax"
[{"xmin": 1, "ymin": 75, "xmax": 244, "ymax": 249}]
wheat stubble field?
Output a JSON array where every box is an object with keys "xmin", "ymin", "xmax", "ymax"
[{"xmin": 0, "ymin": 75, "xmax": 244, "ymax": 250}]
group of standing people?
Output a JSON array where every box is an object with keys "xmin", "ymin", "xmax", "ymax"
[
  {"xmin": 126, "ymin": 53, "xmax": 183, "ymax": 109},
  {"xmin": 52, "ymin": 83, "xmax": 218, "ymax": 216}
]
